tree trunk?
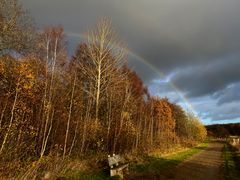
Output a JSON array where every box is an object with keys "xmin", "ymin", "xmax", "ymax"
[
  {"xmin": 63, "ymin": 73, "xmax": 76, "ymax": 158},
  {"xmin": 0, "ymin": 88, "xmax": 18, "ymax": 154}
]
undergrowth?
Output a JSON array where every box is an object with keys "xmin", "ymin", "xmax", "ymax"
[{"xmin": 222, "ymin": 143, "xmax": 240, "ymax": 180}]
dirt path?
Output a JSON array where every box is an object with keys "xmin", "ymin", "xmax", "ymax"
[
  {"xmin": 165, "ymin": 142, "xmax": 224, "ymax": 180},
  {"xmin": 126, "ymin": 142, "xmax": 224, "ymax": 180}
]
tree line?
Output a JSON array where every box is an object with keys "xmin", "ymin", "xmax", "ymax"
[
  {"xmin": 0, "ymin": 0, "xmax": 206, "ymax": 177},
  {"xmin": 206, "ymin": 123, "xmax": 240, "ymax": 138}
]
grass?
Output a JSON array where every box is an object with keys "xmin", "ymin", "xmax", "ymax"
[
  {"xmin": 60, "ymin": 143, "xmax": 209, "ymax": 179},
  {"xmin": 222, "ymin": 143, "xmax": 240, "ymax": 180},
  {"xmin": 131, "ymin": 142, "xmax": 208, "ymax": 174},
  {"xmin": 60, "ymin": 161, "xmax": 123, "ymax": 180},
  {"xmin": 62, "ymin": 169, "xmax": 120, "ymax": 180}
]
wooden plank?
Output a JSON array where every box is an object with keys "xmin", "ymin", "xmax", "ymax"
[
  {"xmin": 108, "ymin": 154, "xmax": 123, "ymax": 167},
  {"xmin": 108, "ymin": 154, "xmax": 129, "ymax": 179}
]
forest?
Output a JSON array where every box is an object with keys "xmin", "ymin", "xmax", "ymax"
[
  {"xmin": 206, "ymin": 123, "xmax": 240, "ymax": 138},
  {"xmin": 0, "ymin": 0, "xmax": 206, "ymax": 178}
]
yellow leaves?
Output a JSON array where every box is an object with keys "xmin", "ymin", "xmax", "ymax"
[
  {"xmin": 29, "ymin": 125, "xmax": 37, "ymax": 136},
  {"xmin": 32, "ymin": 161, "xmax": 38, "ymax": 168},
  {"xmin": 122, "ymin": 111, "xmax": 130, "ymax": 120},
  {"xmin": 0, "ymin": 57, "xmax": 8, "ymax": 77},
  {"xmin": 26, "ymin": 73, "xmax": 34, "ymax": 79},
  {"xmin": 124, "ymin": 118, "xmax": 136, "ymax": 133},
  {"xmin": 45, "ymin": 102, "xmax": 52, "ymax": 111},
  {"xmin": 187, "ymin": 113, "xmax": 207, "ymax": 141},
  {"xmin": 17, "ymin": 60, "xmax": 36, "ymax": 91}
]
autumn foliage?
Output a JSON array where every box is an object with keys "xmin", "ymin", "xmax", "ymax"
[{"xmin": 0, "ymin": 0, "xmax": 207, "ymax": 178}]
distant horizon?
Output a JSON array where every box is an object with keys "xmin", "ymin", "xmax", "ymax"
[{"xmin": 205, "ymin": 121, "xmax": 240, "ymax": 126}]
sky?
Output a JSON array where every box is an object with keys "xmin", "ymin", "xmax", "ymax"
[{"xmin": 20, "ymin": 0, "xmax": 240, "ymax": 125}]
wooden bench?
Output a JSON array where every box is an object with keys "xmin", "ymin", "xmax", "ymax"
[{"xmin": 108, "ymin": 154, "xmax": 129, "ymax": 179}]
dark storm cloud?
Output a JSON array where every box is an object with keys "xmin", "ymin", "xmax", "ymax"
[
  {"xmin": 213, "ymin": 82, "xmax": 240, "ymax": 105},
  {"xmin": 20, "ymin": 0, "xmax": 240, "ymax": 74},
  {"xmin": 170, "ymin": 56, "xmax": 240, "ymax": 98},
  {"xmin": 20, "ymin": 0, "xmax": 240, "ymax": 122}
]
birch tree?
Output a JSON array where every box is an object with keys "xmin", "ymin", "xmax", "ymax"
[
  {"xmin": 38, "ymin": 26, "xmax": 67, "ymax": 158},
  {"xmin": 83, "ymin": 18, "xmax": 125, "ymax": 123}
]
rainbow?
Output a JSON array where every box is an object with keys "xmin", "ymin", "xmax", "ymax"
[{"xmin": 67, "ymin": 32, "xmax": 196, "ymax": 114}]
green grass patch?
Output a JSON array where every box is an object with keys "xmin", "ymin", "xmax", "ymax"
[
  {"xmin": 222, "ymin": 143, "xmax": 240, "ymax": 180},
  {"xmin": 131, "ymin": 143, "xmax": 208, "ymax": 174}
]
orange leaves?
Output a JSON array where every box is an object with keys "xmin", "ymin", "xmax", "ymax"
[
  {"xmin": 0, "ymin": 55, "xmax": 36, "ymax": 92},
  {"xmin": 0, "ymin": 62, "xmax": 4, "ymax": 74},
  {"xmin": 151, "ymin": 97, "xmax": 175, "ymax": 128},
  {"xmin": 148, "ymin": 97, "xmax": 176, "ymax": 143}
]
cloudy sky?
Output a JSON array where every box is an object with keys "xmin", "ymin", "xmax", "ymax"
[{"xmin": 20, "ymin": 0, "xmax": 240, "ymax": 125}]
